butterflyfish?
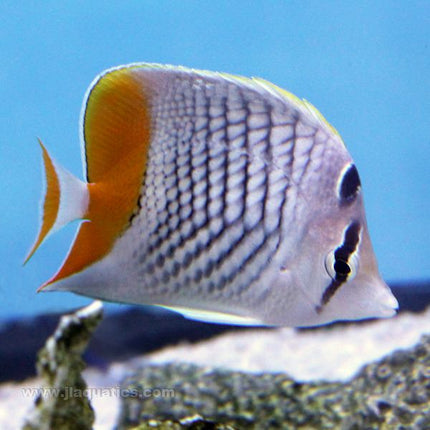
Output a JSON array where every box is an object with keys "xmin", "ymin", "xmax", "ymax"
[{"xmin": 26, "ymin": 63, "xmax": 398, "ymax": 326}]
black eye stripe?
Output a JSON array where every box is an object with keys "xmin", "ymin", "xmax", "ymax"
[
  {"xmin": 339, "ymin": 164, "xmax": 361, "ymax": 204},
  {"xmin": 317, "ymin": 221, "xmax": 362, "ymax": 311},
  {"xmin": 334, "ymin": 221, "xmax": 361, "ymax": 262},
  {"xmin": 318, "ymin": 278, "xmax": 342, "ymax": 311}
]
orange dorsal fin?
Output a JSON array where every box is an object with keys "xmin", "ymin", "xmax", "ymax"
[{"xmin": 40, "ymin": 67, "xmax": 151, "ymax": 289}]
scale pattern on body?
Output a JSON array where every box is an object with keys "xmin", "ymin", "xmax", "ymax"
[{"xmin": 133, "ymin": 71, "xmax": 331, "ymax": 304}]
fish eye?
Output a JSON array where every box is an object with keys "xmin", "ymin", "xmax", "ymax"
[
  {"xmin": 338, "ymin": 163, "xmax": 361, "ymax": 204},
  {"xmin": 334, "ymin": 259, "xmax": 351, "ymax": 276},
  {"xmin": 325, "ymin": 252, "xmax": 337, "ymax": 279},
  {"xmin": 325, "ymin": 251, "xmax": 357, "ymax": 281}
]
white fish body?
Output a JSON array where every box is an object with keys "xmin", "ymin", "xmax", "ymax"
[{"xmin": 26, "ymin": 63, "xmax": 398, "ymax": 326}]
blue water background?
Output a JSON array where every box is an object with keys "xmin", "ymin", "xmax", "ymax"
[{"xmin": 1, "ymin": 1, "xmax": 429, "ymax": 320}]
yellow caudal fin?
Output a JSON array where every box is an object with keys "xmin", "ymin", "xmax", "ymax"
[
  {"xmin": 37, "ymin": 67, "xmax": 151, "ymax": 289},
  {"xmin": 24, "ymin": 140, "xmax": 89, "ymax": 264}
]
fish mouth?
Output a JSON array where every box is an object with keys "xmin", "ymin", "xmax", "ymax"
[
  {"xmin": 312, "ymin": 275, "xmax": 400, "ymax": 325},
  {"xmin": 362, "ymin": 277, "xmax": 399, "ymax": 319},
  {"xmin": 377, "ymin": 289, "xmax": 399, "ymax": 317}
]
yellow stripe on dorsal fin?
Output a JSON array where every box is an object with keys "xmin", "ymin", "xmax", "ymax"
[
  {"xmin": 253, "ymin": 77, "xmax": 341, "ymax": 138},
  {"xmin": 40, "ymin": 67, "xmax": 151, "ymax": 288}
]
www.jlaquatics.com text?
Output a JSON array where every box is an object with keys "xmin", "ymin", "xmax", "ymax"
[{"xmin": 21, "ymin": 386, "xmax": 175, "ymax": 400}]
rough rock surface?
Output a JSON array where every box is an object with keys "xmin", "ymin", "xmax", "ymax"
[
  {"xmin": 2, "ymin": 306, "xmax": 430, "ymax": 429},
  {"xmin": 118, "ymin": 335, "xmax": 430, "ymax": 429},
  {"xmin": 23, "ymin": 301, "xmax": 103, "ymax": 430}
]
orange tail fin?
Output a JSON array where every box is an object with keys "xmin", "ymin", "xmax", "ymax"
[{"xmin": 24, "ymin": 140, "xmax": 89, "ymax": 264}]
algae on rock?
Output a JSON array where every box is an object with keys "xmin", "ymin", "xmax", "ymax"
[
  {"xmin": 23, "ymin": 301, "xmax": 103, "ymax": 430},
  {"xmin": 118, "ymin": 335, "xmax": 430, "ymax": 429}
]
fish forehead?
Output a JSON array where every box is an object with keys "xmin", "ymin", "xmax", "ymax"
[{"xmin": 111, "ymin": 66, "xmax": 353, "ymax": 311}]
